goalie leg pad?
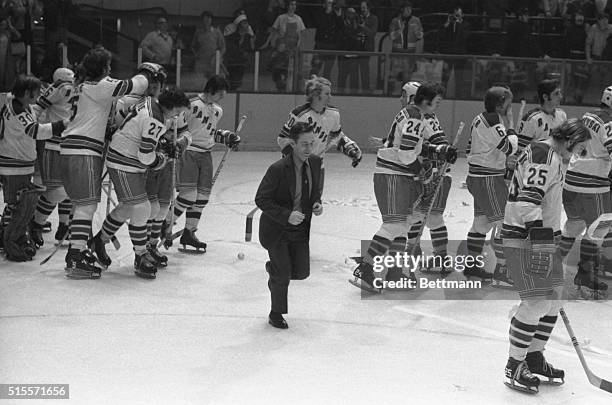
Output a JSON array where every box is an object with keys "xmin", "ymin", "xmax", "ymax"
[{"xmin": 4, "ymin": 185, "xmax": 44, "ymax": 261}]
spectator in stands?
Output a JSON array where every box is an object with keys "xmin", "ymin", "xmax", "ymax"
[
  {"xmin": 388, "ymin": 2, "xmax": 422, "ymax": 93},
  {"xmin": 311, "ymin": 0, "xmax": 343, "ymax": 78},
  {"xmin": 355, "ymin": 0, "xmax": 378, "ymax": 92},
  {"xmin": 505, "ymin": 8, "xmax": 543, "ymax": 57},
  {"xmin": 192, "ymin": 11, "xmax": 225, "ymax": 85},
  {"xmin": 586, "ymin": 12, "xmax": 612, "ymax": 63},
  {"xmin": 0, "ymin": 16, "xmax": 20, "ymax": 91},
  {"xmin": 261, "ymin": 0, "xmax": 305, "ymax": 52},
  {"xmin": 337, "ymin": 6, "xmax": 360, "ymax": 93},
  {"xmin": 141, "ymin": 16, "xmax": 174, "ymax": 70},
  {"xmin": 439, "ymin": 6, "xmax": 470, "ymax": 97},
  {"xmin": 565, "ymin": 9, "xmax": 589, "ymax": 103},
  {"xmin": 224, "ymin": 10, "xmax": 255, "ymax": 90}
]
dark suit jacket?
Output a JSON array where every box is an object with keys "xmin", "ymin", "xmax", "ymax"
[{"xmin": 255, "ymin": 153, "xmax": 324, "ymax": 250}]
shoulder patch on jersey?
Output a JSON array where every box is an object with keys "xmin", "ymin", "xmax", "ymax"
[
  {"xmin": 529, "ymin": 142, "xmax": 553, "ymax": 164},
  {"xmin": 481, "ymin": 112, "xmax": 501, "ymax": 126},
  {"xmin": 404, "ymin": 105, "xmax": 422, "ymax": 119},
  {"xmin": 291, "ymin": 103, "xmax": 311, "ymax": 117}
]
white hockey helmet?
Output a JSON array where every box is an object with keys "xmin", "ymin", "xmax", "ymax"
[
  {"xmin": 53, "ymin": 67, "xmax": 75, "ymax": 83},
  {"xmin": 602, "ymin": 85, "xmax": 612, "ymax": 108},
  {"xmin": 402, "ymin": 81, "xmax": 421, "ymax": 100}
]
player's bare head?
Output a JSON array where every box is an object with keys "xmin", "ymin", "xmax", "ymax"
[
  {"xmin": 12, "ymin": 75, "xmax": 42, "ymax": 100},
  {"xmin": 158, "ymin": 88, "xmax": 190, "ymax": 116},
  {"xmin": 552, "ymin": 118, "xmax": 590, "ymax": 157},
  {"xmin": 203, "ymin": 75, "xmax": 228, "ymax": 101},
  {"xmin": 305, "ymin": 75, "xmax": 332, "ymax": 104},
  {"xmin": 81, "ymin": 48, "xmax": 112, "ymax": 80},
  {"xmin": 537, "ymin": 79, "xmax": 561, "ymax": 105},
  {"xmin": 288, "ymin": 122, "xmax": 315, "ymax": 159},
  {"xmin": 413, "ymin": 82, "xmax": 445, "ymax": 112},
  {"xmin": 484, "ymin": 86, "xmax": 512, "ymax": 114},
  {"xmin": 601, "ymin": 85, "xmax": 612, "ymax": 108},
  {"xmin": 400, "ymin": 81, "xmax": 420, "ymax": 107},
  {"xmin": 53, "ymin": 68, "xmax": 75, "ymax": 83}
]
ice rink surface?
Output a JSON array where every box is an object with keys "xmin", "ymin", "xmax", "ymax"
[{"xmin": 1, "ymin": 152, "xmax": 611, "ymax": 405}]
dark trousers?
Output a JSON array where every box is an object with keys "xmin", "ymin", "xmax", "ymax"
[{"xmin": 266, "ymin": 228, "xmax": 310, "ymax": 314}]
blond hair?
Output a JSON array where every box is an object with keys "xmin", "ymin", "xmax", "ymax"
[{"xmin": 305, "ymin": 75, "xmax": 332, "ymax": 103}]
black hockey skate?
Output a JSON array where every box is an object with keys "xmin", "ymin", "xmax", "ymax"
[
  {"xmin": 160, "ymin": 220, "xmax": 173, "ymax": 249},
  {"xmin": 87, "ymin": 232, "xmax": 112, "ymax": 269},
  {"xmin": 462, "ymin": 264, "xmax": 493, "ymax": 282},
  {"xmin": 526, "ymin": 351, "xmax": 564, "ymax": 385},
  {"xmin": 384, "ymin": 267, "xmax": 417, "ymax": 291},
  {"xmin": 504, "ymin": 357, "xmax": 540, "ymax": 394},
  {"xmin": 574, "ymin": 261, "xmax": 608, "ymax": 300},
  {"xmin": 54, "ymin": 222, "xmax": 69, "ymax": 245},
  {"xmin": 348, "ymin": 261, "xmax": 381, "ymax": 293},
  {"xmin": 492, "ymin": 264, "xmax": 514, "ymax": 289},
  {"xmin": 148, "ymin": 244, "xmax": 168, "ymax": 267},
  {"xmin": 65, "ymin": 248, "xmax": 102, "ymax": 279},
  {"xmin": 29, "ymin": 220, "xmax": 45, "ymax": 248},
  {"xmin": 134, "ymin": 251, "xmax": 158, "ymax": 279},
  {"xmin": 178, "ymin": 229, "xmax": 207, "ymax": 254}
]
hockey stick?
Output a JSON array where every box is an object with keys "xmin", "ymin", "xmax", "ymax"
[
  {"xmin": 559, "ymin": 307, "xmax": 612, "ymax": 393},
  {"xmin": 245, "ymin": 206, "xmax": 259, "ymax": 242},
  {"xmin": 160, "ymin": 116, "xmax": 179, "ymax": 249},
  {"xmin": 409, "ymin": 122, "xmax": 465, "ymax": 258},
  {"xmin": 161, "ymin": 115, "xmax": 248, "ymax": 246},
  {"xmin": 104, "ymin": 175, "xmax": 121, "ymax": 250}
]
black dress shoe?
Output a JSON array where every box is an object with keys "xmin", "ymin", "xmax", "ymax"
[{"xmin": 268, "ymin": 312, "xmax": 288, "ymax": 329}]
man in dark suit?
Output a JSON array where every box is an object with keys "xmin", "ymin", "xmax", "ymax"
[{"xmin": 255, "ymin": 122, "xmax": 324, "ymax": 329}]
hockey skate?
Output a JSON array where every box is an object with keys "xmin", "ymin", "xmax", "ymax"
[
  {"xmin": 348, "ymin": 261, "xmax": 381, "ymax": 293},
  {"xmin": 178, "ymin": 229, "xmax": 207, "ymax": 254},
  {"xmin": 574, "ymin": 262, "xmax": 608, "ymax": 300},
  {"xmin": 462, "ymin": 264, "xmax": 493, "ymax": 282},
  {"xmin": 65, "ymin": 248, "xmax": 103, "ymax": 279},
  {"xmin": 148, "ymin": 244, "xmax": 168, "ymax": 267},
  {"xmin": 504, "ymin": 357, "xmax": 540, "ymax": 394},
  {"xmin": 526, "ymin": 351, "xmax": 564, "ymax": 385},
  {"xmin": 29, "ymin": 220, "xmax": 45, "ymax": 248},
  {"xmin": 3, "ymin": 184, "xmax": 44, "ymax": 262},
  {"xmin": 492, "ymin": 264, "xmax": 514, "ymax": 289},
  {"xmin": 54, "ymin": 222, "xmax": 69, "ymax": 246},
  {"xmin": 134, "ymin": 251, "xmax": 158, "ymax": 279},
  {"xmin": 87, "ymin": 232, "xmax": 112, "ymax": 269},
  {"xmin": 384, "ymin": 267, "xmax": 417, "ymax": 291}
]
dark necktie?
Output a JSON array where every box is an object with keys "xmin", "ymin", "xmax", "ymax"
[{"xmin": 301, "ymin": 162, "xmax": 310, "ymax": 215}]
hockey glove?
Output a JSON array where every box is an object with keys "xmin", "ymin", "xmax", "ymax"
[
  {"xmin": 157, "ymin": 137, "xmax": 177, "ymax": 158},
  {"xmin": 215, "ymin": 129, "xmax": 241, "ymax": 149},
  {"xmin": 176, "ymin": 135, "xmax": 189, "ymax": 156},
  {"xmin": 137, "ymin": 62, "xmax": 165, "ymax": 82},
  {"xmin": 344, "ymin": 142, "xmax": 362, "ymax": 167},
  {"xmin": 435, "ymin": 144, "xmax": 458, "ymax": 164},
  {"xmin": 150, "ymin": 152, "xmax": 168, "ymax": 171}
]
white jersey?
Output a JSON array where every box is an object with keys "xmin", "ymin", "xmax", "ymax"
[
  {"xmin": 516, "ymin": 107, "xmax": 566, "ymax": 151},
  {"xmin": 375, "ymin": 104, "xmax": 426, "ymax": 176},
  {"xmin": 564, "ymin": 109, "xmax": 612, "ymax": 194},
  {"xmin": 502, "ymin": 141, "xmax": 564, "ymax": 239},
  {"xmin": 34, "ymin": 80, "xmax": 74, "ymax": 151},
  {"xmin": 61, "ymin": 75, "xmax": 148, "ymax": 157},
  {"xmin": 0, "ymin": 97, "xmax": 56, "ymax": 175},
  {"xmin": 278, "ymin": 103, "xmax": 342, "ymax": 157},
  {"xmin": 113, "ymin": 94, "xmax": 145, "ymax": 129},
  {"xmin": 466, "ymin": 112, "xmax": 518, "ymax": 177},
  {"xmin": 182, "ymin": 95, "xmax": 223, "ymax": 153},
  {"xmin": 106, "ymin": 97, "xmax": 166, "ymax": 173}
]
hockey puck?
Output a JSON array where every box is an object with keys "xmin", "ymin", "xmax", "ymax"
[{"xmin": 237, "ymin": 252, "xmax": 245, "ymax": 260}]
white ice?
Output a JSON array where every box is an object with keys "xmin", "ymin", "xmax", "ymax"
[{"xmin": 1, "ymin": 152, "xmax": 611, "ymax": 405}]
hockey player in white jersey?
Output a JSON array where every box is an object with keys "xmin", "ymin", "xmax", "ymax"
[
  {"xmin": 0, "ymin": 76, "xmax": 68, "ymax": 261},
  {"xmin": 502, "ymin": 118, "xmax": 590, "ymax": 394},
  {"xmin": 350, "ymin": 82, "xmax": 457, "ymax": 292},
  {"xmin": 89, "ymin": 89, "xmax": 190, "ymax": 279},
  {"xmin": 557, "ymin": 86, "xmax": 612, "ymax": 297},
  {"xmin": 464, "ymin": 86, "xmax": 519, "ymax": 281},
  {"xmin": 278, "ymin": 75, "xmax": 362, "ymax": 166},
  {"xmin": 165, "ymin": 75, "xmax": 240, "ymax": 253},
  {"xmin": 29, "ymin": 68, "xmax": 75, "ymax": 247},
  {"xmin": 61, "ymin": 48, "xmax": 156, "ymax": 279}
]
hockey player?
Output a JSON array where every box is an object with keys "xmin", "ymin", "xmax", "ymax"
[
  {"xmin": 61, "ymin": 48, "xmax": 156, "ymax": 279},
  {"xmin": 464, "ymin": 86, "xmax": 519, "ymax": 281},
  {"xmin": 557, "ymin": 86, "xmax": 612, "ymax": 298},
  {"xmin": 502, "ymin": 118, "xmax": 590, "ymax": 394},
  {"xmin": 278, "ymin": 75, "xmax": 362, "ymax": 167},
  {"xmin": 498, "ymin": 81, "xmax": 566, "ymax": 287},
  {"xmin": 351, "ymin": 82, "xmax": 457, "ymax": 292},
  {"xmin": 165, "ymin": 75, "xmax": 240, "ymax": 253},
  {"xmin": 0, "ymin": 76, "xmax": 67, "ymax": 261},
  {"xmin": 29, "ymin": 67, "xmax": 75, "ymax": 247},
  {"xmin": 90, "ymin": 89, "xmax": 190, "ymax": 279}
]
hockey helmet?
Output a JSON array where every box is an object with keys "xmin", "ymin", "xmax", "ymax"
[
  {"xmin": 402, "ymin": 81, "xmax": 421, "ymax": 100},
  {"xmin": 602, "ymin": 86, "xmax": 612, "ymax": 108},
  {"xmin": 53, "ymin": 67, "xmax": 75, "ymax": 83},
  {"xmin": 137, "ymin": 62, "xmax": 167, "ymax": 84}
]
